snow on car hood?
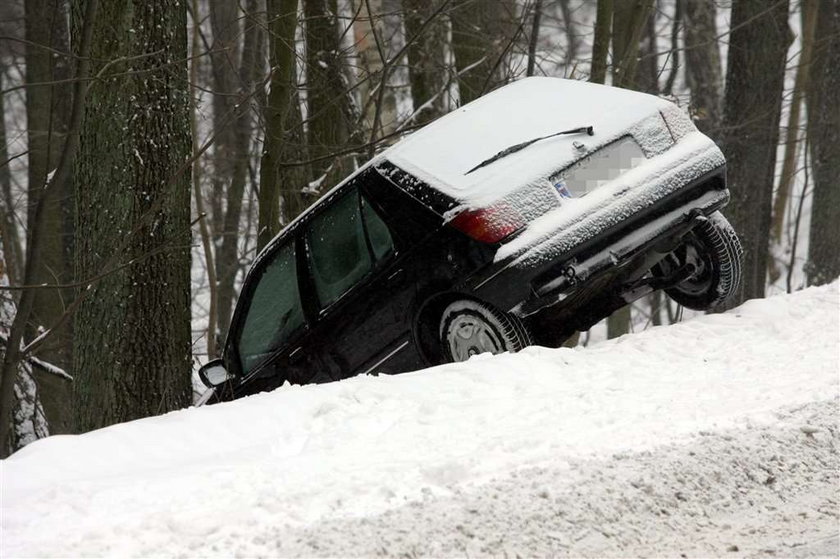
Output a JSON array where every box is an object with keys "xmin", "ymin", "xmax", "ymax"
[{"xmin": 385, "ymin": 77, "xmax": 674, "ymax": 206}]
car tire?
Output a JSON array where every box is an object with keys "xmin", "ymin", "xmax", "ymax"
[
  {"xmin": 658, "ymin": 211, "xmax": 743, "ymax": 311},
  {"xmin": 439, "ymin": 299, "xmax": 532, "ymax": 363}
]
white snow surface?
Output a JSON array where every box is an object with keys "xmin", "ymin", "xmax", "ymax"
[{"xmin": 2, "ymin": 284, "xmax": 839, "ymax": 557}]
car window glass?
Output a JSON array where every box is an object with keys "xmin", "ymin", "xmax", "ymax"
[
  {"xmin": 237, "ymin": 242, "xmax": 304, "ymax": 374},
  {"xmin": 361, "ymin": 195, "xmax": 394, "ymax": 261},
  {"xmin": 307, "ymin": 190, "xmax": 372, "ymax": 308}
]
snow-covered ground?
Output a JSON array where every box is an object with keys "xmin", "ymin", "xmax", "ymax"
[{"xmin": 2, "ymin": 284, "xmax": 838, "ymax": 557}]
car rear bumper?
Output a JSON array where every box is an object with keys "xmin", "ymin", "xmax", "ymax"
[{"xmin": 471, "ymin": 161, "xmax": 729, "ymax": 317}]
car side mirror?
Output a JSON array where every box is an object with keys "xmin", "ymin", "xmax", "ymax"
[{"xmin": 198, "ymin": 358, "xmax": 233, "ymax": 388}]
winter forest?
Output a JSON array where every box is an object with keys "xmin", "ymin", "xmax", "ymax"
[{"xmin": 0, "ymin": 0, "xmax": 838, "ymax": 458}]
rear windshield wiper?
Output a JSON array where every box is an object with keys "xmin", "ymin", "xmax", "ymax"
[{"xmin": 465, "ymin": 125, "xmax": 594, "ymax": 175}]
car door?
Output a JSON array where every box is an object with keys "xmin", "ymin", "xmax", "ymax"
[
  {"xmin": 227, "ymin": 236, "xmax": 325, "ymax": 397},
  {"xmin": 302, "ymin": 185, "xmax": 420, "ymax": 379}
]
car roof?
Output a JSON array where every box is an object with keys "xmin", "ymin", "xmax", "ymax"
[
  {"xmin": 254, "ymin": 77, "xmax": 671, "ymax": 266},
  {"xmin": 383, "ymin": 77, "xmax": 672, "ymax": 206}
]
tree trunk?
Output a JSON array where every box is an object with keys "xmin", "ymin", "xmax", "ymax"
[
  {"xmin": 721, "ymin": 0, "xmax": 791, "ymax": 304},
  {"xmin": 258, "ymin": 0, "xmax": 299, "ymax": 251},
  {"xmin": 73, "ymin": 0, "xmax": 192, "ymax": 432},
  {"xmin": 611, "ymin": 0, "xmax": 653, "ymax": 89},
  {"xmin": 769, "ymin": 2, "xmax": 817, "ymax": 283},
  {"xmin": 404, "ymin": 0, "xmax": 449, "ymax": 124},
  {"xmin": 212, "ymin": 0, "xmax": 263, "ymax": 338},
  {"xmin": 589, "ymin": 0, "xmax": 612, "ymax": 84},
  {"xmin": 805, "ymin": 0, "xmax": 840, "ymax": 286},
  {"xmin": 450, "ymin": 0, "xmax": 517, "ymax": 104},
  {"xmin": 0, "ymin": 69, "xmax": 23, "ymax": 288},
  {"xmin": 684, "ymin": 0, "xmax": 723, "ymax": 140},
  {"xmin": 526, "ymin": 0, "xmax": 543, "ymax": 77},
  {"xmin": 23, "ymin": 0, "xmax": 74, "ymax": 434},
  {"xmin": 557, "ymin": 0, "xmax": 580, "ymax": 71},
  {"xmin": 635, "ymin": 8, "xmax": 658, "ymax": 94},
  {"xmin": 305, "ymin": 0, "xmax": 357, "ymax": 186},
  {"xmin": 1, "ymin": 241, "xmax": 50, "ymax": 452},
  {"xmin": 606, "ymin": 0, "xmax": 652, "ymax": 338},
  {"xmin": 0, "ymin": 0, "xmax": 98, "ymax": 456},
  {"xmin": 207, "ymin": 0, "xmax": 241, "ymax": 241}
]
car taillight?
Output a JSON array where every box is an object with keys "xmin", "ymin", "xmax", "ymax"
[{"xmin": 449, "ymin": 203, "xmax": 525, "ymax": 243}]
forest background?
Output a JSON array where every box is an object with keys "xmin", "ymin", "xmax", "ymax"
[{"xmin": 0, "ymin": 0, "xmax": 837, "ymax": 457}]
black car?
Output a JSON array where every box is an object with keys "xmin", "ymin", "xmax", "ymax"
[{"xmin": 198, "ymin": 77, "xmax": 742, "ymax": 403}]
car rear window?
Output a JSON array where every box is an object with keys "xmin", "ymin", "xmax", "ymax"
[{"xmin": 550, "ymin": 136, "xmax": 646, "ymax": 198}]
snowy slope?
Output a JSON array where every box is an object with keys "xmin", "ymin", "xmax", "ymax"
[{"xmin": 2, "ymin": 284, "xmax": 838, "ymax": 557}]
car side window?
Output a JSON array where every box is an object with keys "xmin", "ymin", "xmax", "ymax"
[
  {"xmin": 237, "ymin": 242, "xmax": 304, "ymax": 374},
  {"xmin": 306, "ymin": 190, "xmax": 373, "ymax": 308},
  {"xmin": 361, "ymin": 194, "xmax": 394, "ymax": 260}
]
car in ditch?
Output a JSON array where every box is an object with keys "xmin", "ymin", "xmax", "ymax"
[{"xmin": 198, "ymin": 77, "xmax": 743, "ymax": 403}]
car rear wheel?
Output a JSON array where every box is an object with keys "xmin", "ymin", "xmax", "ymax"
[
  {"xmin": 439, "ymin": 299, "xmax": 531, "ymax": 363},
  {"xmin": 656, "ymin": 211, "xmax": 743, "ymax": 311}
]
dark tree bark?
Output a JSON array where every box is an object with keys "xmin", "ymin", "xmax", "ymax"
[
  {"xmin": 258, "ymin": 0, "xmax": 300, "ymax": 251},
  {"xmin": 526, "ymin": 0, "xmax": 543, "ymax": 76},
  {"xmin": 212, "ymin": 0, "xmax": 263, "ymax": 338},
  {"xmin": 404, "ymin": 0, "xmax": 449, "ymax": 124},
  {"xmin": 769, "ymin": 2, "xmax": 817, "ymax": 284},
  {"xmin": 662, "ymin": 0, "xmax": 682, "ymax": 95},
  {"xmin": 721, "ymin": 0, "xmax": 791, "ymax": 303},
  {"xmin": 0, "ymin": 69, "xmax": 23, "ymax": 288},
  {"xmin": 23, "ymin": 0, "xmax": 75, "ymax": 433},
  {"xmin": 558, "ymin": 0, "xmax": 579, "ymax": 69},
  {"xmin": 635, "ymin": 7, "xmax": 658, "ymax": 94},
  {"xmin": 805, "ymin": 0, "xmax": 840, "ymax": 286},
  {"xmin": 590, "ymin": 0, "xmax": 612, "ymax": 84},
  {"xmin": 73, "ymin": 0, "xmax": 192, "ymax": 432},
  {"xmin": 611, "ymin": 0, "xmax": 654, "ymax": 89},
  {"xmin": 684, "ymin": 0, "xmax": 723, "ymax": 140},
  {"xmin": 207, "ymin": 0, "xmax": 241, "ymax": 240},
  {"xmin": 607, "ymin": 0, "xmax": 652, "ymax": 338},
  {"xmin": 1, "ymin": 0, "xmax": 97, "ymax": 456},
  {"xmin": 304, "ymin": 0, "xmax": 357, "ymax": 186},
  {"xmin": 450, "ymin": 0, "xmax": 517, "ymax": 104}
]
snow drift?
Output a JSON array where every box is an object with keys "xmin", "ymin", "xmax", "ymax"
[{"xmin": 2, "ymin": 283, "xmax": 838, "ymax": 557}]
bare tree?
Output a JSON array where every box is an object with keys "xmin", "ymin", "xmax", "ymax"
[
  {"xmin": 404, "ymin": 0, "xmax": 449, "ymax": 124},
  {"xmin": 210, "ymin": 0, "xmax": 264, "ymax": 339},
  {"xmin": 611, "ymin": 0, "xmax": 653, "ymax": 89},
  {"xmin": 304, "ymin": 0, "xmax": 359, "ymax": 186},
  {"xmin": 450, "ymin": 0, "xmax": 517, "ymax": 104},
  {"xmin": 0, "ymin": 69, "xmax": 23, "ymax": 288},
  {"xmin": 258, "ymin": 0, "xmax": 300, "ymax": 251},
  {"xmin": 23, "ymin": 0, "xmax": 74, "ymax": 433},
  {"xmin": 721, "ymin": 0, "xmax": 791, "ymax": 303},
  {"xmin": 683, "ymin": 0, "xmax": 723, "ymax": 139},
  {"xmin": 590, "ymin": 0, "xmax": 612, "ymax": 84},
  {"xmin": 72, "ymin": 0, "xmax": 192, "ymax": 432},
  {"xmin": 805, "ymin": 0, "xmax": 840, "ymax": 286}
]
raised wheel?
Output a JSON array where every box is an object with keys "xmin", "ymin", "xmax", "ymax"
[{"xmin": 656, "ymin": 211, "xmax": 743, "ymax": 310}]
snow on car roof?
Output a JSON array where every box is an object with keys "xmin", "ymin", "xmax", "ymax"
[{"xmin": 384, "ymin": 77, "xmax": 672, "ymax": 206}]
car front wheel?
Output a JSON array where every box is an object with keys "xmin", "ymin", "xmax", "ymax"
[
  {"xmin": 656, "ymin": 211, "xmax": 743, "ymax": 311},
  {"xmin": 439, "ymin": 299, "xmax": 532, "ymax": 363}
]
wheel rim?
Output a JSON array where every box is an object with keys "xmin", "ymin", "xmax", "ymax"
[
  {"xmin": 445, "ymin": 314, "xmax": 505, "ymax": 361},
  {"xmin": 676, "ymin": 242, "xmax": 714, "ymax": 296}
]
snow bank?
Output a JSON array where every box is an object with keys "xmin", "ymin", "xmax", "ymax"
[{"xmin": 2, "ymin": 284, "xmax": 838, "ymax": 557}]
